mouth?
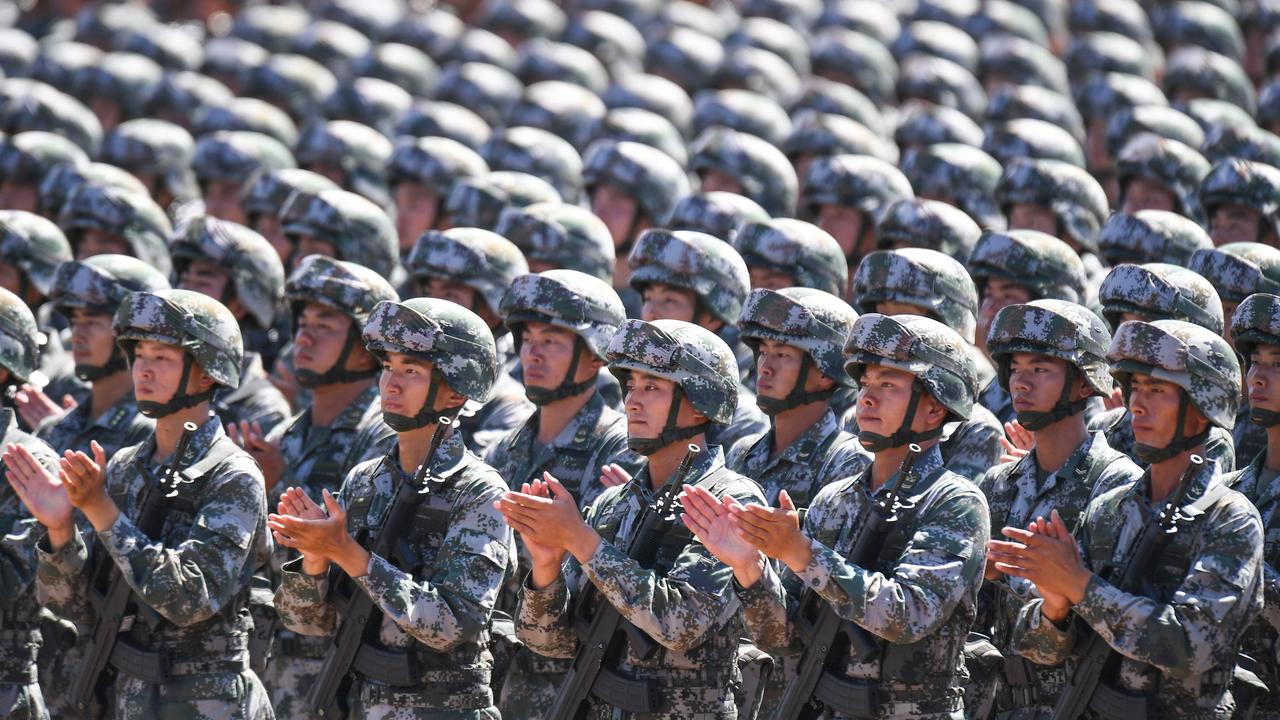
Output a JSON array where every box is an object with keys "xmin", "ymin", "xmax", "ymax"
[
  {"xmin": 1012, "ymin": 398, "xmax": 1035, "ymax": 410},
  {"xmin": 1250, "ymin": 393, "xmax": 1273, "ymax": 406},
  {"xmin": 383, "ymin": 401, "xmax": 403, "ymax": 412}
]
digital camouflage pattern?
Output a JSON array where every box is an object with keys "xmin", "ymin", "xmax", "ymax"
[
  {"xmin": 0, "ymin": 408, "xmax": 58, "ymax": 720},
  {"xmin": 1189, "ymin": 242, "xmax": 1280, "ymax": 304},
  {"xmin": 1103, "ymin": 105, "xmax": 1205, "ymax": 161},
  {"xmin": 192, "ymin": 98, "xmax": 300, "ymax": 150},
  {"xmin": 0, "ymin": 210, "xmax": 71, "ymax": 298},
  {"xmin": 0, "ymin": 287, "xmax": 42, "ymax": 383},
  {"xmin": 507, "ymin": 80, "xmax": 607, "ymax": 152},
  {"xmin": 736, "ymin": 444, "xmax": 989, "ymax": 719},
  {"xmin": 1010, "ymin": 458, "xmax": 1262, "ymax": 718},
  {"xmin": 843, "ymin": 313, "xmax": 978, "ymax": 422},
  {"xmin": 995, "ymin": 157, "xmax": 1109, "ymax": 252},
  {"xmin": 982, "ymin": 118, "xmax": 1086, "ymax": 168},
  {"xmin": 293, "ymin": 120, "xmax": 393, "ymax": 207},
  {"xmin": 114, "ymin": 288, "xmax": 244, "ymax": 390},
  {"xmin": 590, "ymin": 107, "xmax": 688, "ymax": 168},
  {"xmin": 171, "ymin": 214, "xmax": 285, "ymax": 330},
  {"xmin": 783, "ymin": 111, "xmax": 899, "ymax": 165},
  {"xmin": 240, "ymin": 168, "xmax": 339, "ymax": 225},
  {"xmin": 320, "ymin": 78, "xmax": 412, "ymax": 138},
  {"xmin": 500, "ymin": 269, "xmax": 625, "ymax": 362},
  {"xmin": 1098, "ymin": 262, "xmax": 1225, "ymax": 335},
  {"xmin": 800, "ymin": 153, "xmax": 914, "ymax": 221},
  {"xmin": 874, "ymin": 198, "xmax": 981, "ymax": 264},
  {"xmin": 67, "ymin": 51, "xmax": 163, "ymax": 120},
  {"xmin": 37, "ymin": 162, "xmax": 148, "ymax": 221},
  {"xmin": 899, "ymin": 142, "xmax": 1006, "ymax": 231},
  {"xmin": 727, "ymin": 406, "xmax": 869, "ymax": 508},
  {"xmin": 582, "ymin": 139, "xmax": 690, "ymax": 226},
  {"xmin": 275, "ymin": 429, "xmax": 514, "ymax": 717},
  {"xmin": 1165, "ymin": 46, "xmax": 1255, "ymax": 114},
  {"xmin": 988, "ymin": 299, "xmax": 1115, "ymax": 397},
  {"xmin": 443, "ymin": 171, "xmax": 561, "ymax": 232},
  {"xmin": 1089, "ymin": 405, "xmax": 1239, "ymax": 472},
  {"xmin": 281, "ymin": 187, "xmax": 398, "ymax": 277},
  {"xmin": 58, "ymin": 182, "xmax": 173, "ymax": 276},
  {"xmin": 1200, "ymin": 159, "xmax": 1280, "ymax": 238},
  {"xmin": 481, "ymin": 126, "xmax": 583, "ymax": 204},
  {"xmin": 286, "ymin": 254, "xmax": 399, "ymax": 327},
  {"xmin": 516, "ymin": 445, "xmax": 765, "ymax": 718},
  {"xmin": 1098, "ymin": 210, "xmax": 1214, "ymax": 267},
  {"xmin": 35, "ymin": 415, "xmax": 273, "ymax": 718},
  {"xmin": 628, "ymin": 229, "xmax": 752, "ymax": 327},
  {"xmin": 607, "ymin": 318, "xmax": 742, "ymax": 427},
  {"xmin": 193, "ymin": 130, "xmax": 296, "ymax": 187},
  {"xmin": 733, "ymin": 219, "xmax": 848, "ymax": 296},
  {"xmin": 852, "ymin": 248, "xmax": 981, "ymax": 344},
  {"xmin": 406, "ymin": 227, "xmax": 530, "ymax": 317},
  {"xmin": 99, "ymin": 120, "xmax": 197, "ymax": 203},
  {"xmin": 494, "ymin": 202, "xmax": 615, "ymax": 282},
  {"xmin": 212, "ymin": 350, "xmax": 293, "ymax": 435},
  {"xmin": 388, "ymin": 135, "xmax": 489, "ymax": 200},
  {"xmin": 1114, "ymin": 134, "xmax": 1212, "ymax": 226},
  {"xmin": 363, "ymin": 297, "xmax": 499, "ymax": 405},
  {"xmin": 967, "ymin": 229, "xmax": 1088, "ymax": 305},
  {"xmin": 665, "ymin": 191, "xmax": 771, "ymax": 243},
  {"xmin": 689, "ymin": 126, "xmax": 799, "ymax": 217},
  {"xmin": 692, "ymin": 88, "xmax": 792, "ymax": 147},
  {"xmin": 1110, "ymin": 318, "xmax": 1242, "ymax": 431},
  {"xmin": 0, "ymin": 131, "xmax": 85, "ymax": 187},
  {"xmin": 739, "ymin": 287, "xmax": 860, "ymax": 394}
]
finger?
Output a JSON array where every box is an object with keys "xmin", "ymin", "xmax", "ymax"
[
  {"xmin": 507, "ymin": 518, "xmax": 540, "ymax": 537},
  {"xmin": 1050, "ymin": 509, "xmax": 1071, "ymax": 538},
  {"xmin": 544, "ymin": 474, "xmax": 575, "ymax": 504},
  {"xmin": 90, "ymin": 441, "xmax": 106, "ymax": 469},
  {"xmin": 1001, "ymin": 526, "xmax": 1037, "ymax": 542},
  {"xmin": 993, "ymin": 562, "xmax": 1032, "ymax": 577},
  {"xmin": 680, "ymin": 512, "xmax": 712, "ymax": 538},
  {"xmin": 321, "ymin": 489, "xmax": 345, "ymax": 521},
  {"xmin": 778, "ymin": 490, "xmax": 796, "ymax": 512},
  {"xmin": 271, "ymin": 531, "xmax": 300, "ymax": 549}
]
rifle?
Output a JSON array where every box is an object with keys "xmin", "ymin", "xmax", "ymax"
[
  {"xmin": 774, "ymin": 443, "xmax": 925, "ymax": 720},
  {"xmin": 309, "ymin": 416, "xmax": 453, "ymax": 720},
  {"xmin": 546, "ymin": 443, "xmax": 701, "ymax": 720},
  {"xmin": 73, "ymin": 421, "xmax": 198, "ymax": 716},
  {"xmin": 1051, "ymin": 454, "xmax": 1206, "ymax": 720}
]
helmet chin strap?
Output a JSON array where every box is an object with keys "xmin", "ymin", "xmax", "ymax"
[
  {"xmin": 1250, "ymin": 407, "xmax": 1280, "ymax": 428},
  {"xmin": 383, "ymin": 368, "xmax": 463, "ymax": 431},
  {"xmin": 75, "ymin": 345, "xmax": 129, "ymax": 381},
  {"xmin": 136, "ymin": 353, "xmax": 216, "ymax": 418},
  {"xmin": 525, "ymin": 337, "xmax": 597, "ymax": 406},
  {"xmin": 295, "ymin": 322, "xmax": 379, "ymax": 388},
  {"xmin": 857, "ymin": 380, "xmax": 944, "ymax": 452},
  {"xmin": 627, "ymin": 384, "xmax": 709, "ymax": 455},
  {"xmin": 1014, "ymin": 367, "xmax": 1091, "ymax": 432},
  {"xmin": 1132, "ymin": 390, "xmax": 1211, "ymax": 464},
  {"xmin": 756, "ymin": 354, "xmax": 836, "ymax": 416}
]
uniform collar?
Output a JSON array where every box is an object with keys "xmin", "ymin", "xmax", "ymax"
[
  {"xmin": 860, "ymin": 442, "xmax": 944, "ymax": 495},
  {"xmin": 141, "ymin": 413, "xmax": 224, "ymax": 469},
  {"xmin": 331, "ymin": 383, "xmax": 381, "ymax": 431},
  {"xmin": 1127, "ymin": 451, "xmax": 1219, "ymax": 507},
  {"xmin": 388, "ymin": 426, "xmax": 468, "ymax": 481},
  {"xmin": 633, "ymin": 444, "xmax": 725, "ymax": 495}
]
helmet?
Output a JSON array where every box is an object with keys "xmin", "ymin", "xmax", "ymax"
[
  {"xmin": 1188, "ymin": 242, "xmax": 1280, "ymax": 303},
  {"xmin": 893, "ymin": 102, "xmax": 984, "ymax": 148},
  {"xmin": 875, "ymin": 198, "xmax": 982, "ymax": 262},
  {"xmin": 1201, "ymin": 124, "xmax": 1280, "ymax": 169},
  {"xmin": 320, "ymin": 77, "xmax": 413, "ymax": 137},
  {"xmin": 0, "ymin": 80, "xmax": 103, "ymax": 155},
  {"xmin": 100, "ymin": 120, "xmax": 197, "ymax": 204},
  {"xmin": 193, "ymin": 131, "xmax": 296, "ymax": 188},
  {"xmin": 114, "ymin": 288, "xmax": 244, "ymax": 416},
  {"xmin": 67, "ymin": 51, "xmax": 163, "ymax": 121},
  {"xmin": 996, "ymin": 158, "xmax": 1109, "ymax": 252},
  {"xmin": 294, "ymin": 120, "xmax": 393, "ymax": 208},
  {"xmin": 0, "ymin": 287, "xmax": 41, "ymax": 385},
  {"xmin": 0, "ymin": 210, "xmax": 72, "ymax": 296},
  {"xmin": 395, "ymin": 100, "xmax": 492, "ymax": 150},
  {"xmin": 1163, "ymin": 47, "xmax": 1255, "ymax": 114},
  {"xmin": 480, "ymin": 125, "xmax": 583, "ymax": 203},
  {"xmin": 644, "ymin": 27, "xmax": 725, "ymax": 94},
  {"xmin": 144, "ymin": 71, "xmax": 234, "ymax": 127},
  {"xmin": 170, "ymin": 216, "xmax": 284, "ymax": 329},
  {"xmin": 892, "ymin": 20, "xmax": 980, "ymax": 73},
  {"xmin": 791, "ymin": 76, "xmax": 886, "ymax": 136},
  {"xmin": 811, "ymin": 27, "xmax": 898, "ymax": 105},
  {"xmin": 967, "ymin": 229, "xmax": 1087, "ymax": 304},
  {"xmin": 506, "ymin": 80, "xmax": 607, "ymax": 152},
  {"xmin": 692, "ymin": 89, "xmax": 792, "ymax": 147},
  {"xmin": 1066, "ymin": 32, "xmax": 1162, "ymax": 84},
  {"xmin": 1099, "ymin": 210, "xmax": 1214, "ymax": 266},
  {"xmin": 443, "ymin": 171, "xmax": 561, "ymax": 231},
  {"xmin": 387, "ymin": 136, "xmax": 488, "ymax": 201},
  {"xmin": 1098, "ymin": 262, "xmax": 1224, "ymax": 333},
  {"xmin": 714, "ymin": 44, "xmax": 805, "ymax": 107},
  {"xmin": 49, "ymin": 254, "xmax": 168, "ymax": 380},
  {"xmin": 1105, "ymin": 104, "xmax": 1206, "ymax": 159},
  {"xmin": 281, "ymin": 188, "xmax": 397, "ymax": 277},
  {"xmin": 985, "ymin": 85, "xmax": 1085, "ymax": 144},
  {"xmin": 732, "ymin": 219, "xmax": 848, "ymax": 296},
  {"xmin": 1073, "ymin": 72, "xmax": 1168, "ymax": 124},
  {"xmin": 285, "ymin": 254, "xmax": 399, "ymax": 387},
  {"xmin": 515, "ymin": 38, "xmax": 610, "ymax": 94},
  {"xmin": 740, "ymin": 286, "xmax": 860, "ymax": 413},
  {"xmin": 628, "ymin": 229, "xmax": 751, "ymax": 325},
  {"xmin": 666, "ymin": 191, "xmax": 770, "ymax": 241},
  {"xmin": 1200, "ymin": 159, "xmax": 1280, "ymax": 239},
  {"xmin": 851, "ymin": 248, "xmax": 980, "ymax": 343},
  {"xmin": 583, "ymin": 139, "xmax": 690, "ymax": 225},
  {"xmin": 783, "ymin": 111, "xmax": 897, "ymax": 165},
  {"xmin": 435, "ymin": 62, "xmax": 523, "ymax": 126},
  {"xmin": 982, "ymin": 118, "xmax": 1085, "ymax": 168},
  {"xmin": 192, "ymin": 97, "xmax": 299, "ymax": 149},
  {"xmin": 900, "ymin": 143, "xmax": 1005, "ymax": 230},
  {"xmin": 988, "ymin": 299, "xmax": 1113, "ymax": 429},
  {"xmin": 589, "ymin": 107, "xmax": 689, "ymax": 168},
  {"xmin": 1114, "ymin": 134, "xmax": 1212, "ymax": 225},
  {"xmin": 978, "ymin": 35, "xmax": 1070, "ymax": 95},
  {"xmin": 405, "ymin": 227, "xmax": 529, "ymax": 315},
  {"xmin": 897, "ymin": 55, "xmax": 988, "ymax": 121},
  {"xmin": 1231, "ymin": 293, "xmax": 1280, "ymax": 399},
  {"xmin": 602, "ymin": 73, "xmax": 694, "ymax": 138},
  {"xmin": 801, "ymin": 153, "xmax": 914, "ymax": 222},
  {"xmin": 494, "ymin": 202, "xmax": 615, "ymax": 282},
  {"xmin": 689, "ymin": 127, "xmax": 798, "ymax": 216},
  {"xmin": 0, "ymin": 131, "xmax": 87, "ymax": 187},
  {"xmin": 59, "ymin": 183, "xmax": 172, "ymax": 276},
  {"xmin": 37, "ymin": 162, "xmax": 147, "ymax": 220},
  {"xmin": 240, "ymin": 168, "xmax": 340, "ymax": 226},
  {"xmin": 563, "ymin": 10, "xmax": 647, "ymax": 78},
  {"xmin": 352, "ymin": 42, "xmax": 439, "ymax": 98}
]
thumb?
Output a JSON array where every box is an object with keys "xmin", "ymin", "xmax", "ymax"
[
  {"xmin": 90, "ymin": 440, "xmax": 106, "ymax": 469},
  {"xmin": 778, "ymin": 490, "xmax": 797, "ymax": 512},
  {"xmin": 322, "ymin": 489, "xmax": 344, "ymax": 518},
  {"xmin": 61, "ymin": 394, "xmax": 76, "ymax": 410},
  {"xmin": 544, "ymin": 473, "xmax": 571, "ymax": 501}
]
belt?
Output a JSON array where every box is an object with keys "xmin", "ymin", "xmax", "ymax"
[
  {"xmin": 276, "ymin": 633, "xmax": 330, "ymax": 659},
  {"xmin": 516, "ymin": 646, "xmax": 571, "ymax": 675},
  {"xmin": 108, "ymin": 636, "xmax": 250, "ymax": 683},
  {"xmin": 358, "ymin": 671, "xmax": 494, "ymax": 710}
]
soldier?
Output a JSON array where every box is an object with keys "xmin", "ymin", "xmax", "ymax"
[
  {"xmin": 482, "ymin": 126, "xmax": 584, "ymax": 205},
  {"xmin": 503, "ymin": 317, "xmax": 765, "ymax": 718},
  {"xmin": 239, "ymin": 168, "xmax": 339, "ymax": 267},
  {"xmin": 229, "ymin": 255, "xmax": 397, "ymax": 719},
  {"xmin": 58, "ymin": 181, "xmax": 173, "ymax": 277},
  {"xmin": 972, "ymin": 300, "xmax": 1144, "ymax": 718},
  {"xmin": 1199, "ymin": 159, "xmax": 1280, "ymax": 247},
  {"xmin": 799, "ymin": 153, "xmax": 914, "ymax": 276},
  {"xmin": 874, "ymin": 197, "xmax": 982, "ymax": 265},
  {"xmin": 171, "ymin": 214, "xmax": 292, "ymax": 433},
  {"xmin": 280, "ymin": 187, "xmax": 399, "ymax": 277},
  {"xmin": 488, "ymin": 270, "xmax": 641, "ymax": 718},
  {"xmin": 900, "ymin": 142, "xmax": 1006, "ymax": 231},
  {"xmin": 995, "ymin": 158, "xmax": 1110, "ymax": 288},
  {"xmin": 271, "ymin": 296, "xmax": 515, "ymax": 719},
  {"xmin": 627, "ymin": 228, "xmax": 769, "ymax": 452},
  {"xmin": 495, "ymin": 202, "xmax": 616, "ymax": 282},
  {"xmin": 294, "ymin": 120, "xmax": 394, "ymax": 213},
  {"xmin": 193, "ymin": 130, "xmax": 297, "ymax": 227},
  {"xmin": 0, "ymin": 131, "xmax": 87, "ymax": 215},
  {"xmin": 1097, "ymin": 209, "xmax": 1214, "ymax": 267},
  {"xmin": 666, "ymin": 191, "xmax": 771, "ymax": 244},
  {"xmin": 1224, "ymin": 292, "xmax": 1280, "ymax": 718},
  {"xmin": 732, "ymin": 219, "xmax": 848, "ymax": 296},
  {"xmin": 388, "ymin": 136, "xmax": 489, "ymax": 257},
  {"xmin": 441, "ymin": 171, "xmax": 562, "ymax": 232},
  {"xmin": 0, "ymin": 287, "xmax": 59, "ymax": 720},
  {"xmin": 681, "ymin": 312, "xmax": 990, "ymax": 720},
  {"xmin": 99, "ymin": 119, "xmax": 198, "ymax": 219},
  {"xmin": 4, "ymin": 288, "xmax": 273, "ymax": 718},
  {"xmin": 851, "ymin": 248, "xmax": 1006, "ymax": 481},
  {"xmin": 690, "ymin": 126, "xmax": 799, "ymax": 217},
  {"xmin": 994, "ymin": 319, "xmax": 1264, "ymax": 720},
  {"xmin": 405, "ymin": 227, "xmax": 534, "ymax": 454},
  {"xmin": 1091, "ymin": 262, "xmax": 1238, "ymax": 470},
  {"xmin": 1113, "ymin": 134, "xmax": 1211, "ymax": 225}
]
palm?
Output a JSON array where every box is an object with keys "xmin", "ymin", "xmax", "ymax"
[
  {"xmin": 699, "ymin": 511, "xmax": 759, "ymax": 568},
  {"xmin": 9, "ymin": 465, "xmax": 72, "ymax": 530},
  {"xmin": 522, "ymin": 533, "xmax": 566, "ymax": 569}
]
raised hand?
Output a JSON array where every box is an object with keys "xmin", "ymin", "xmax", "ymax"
[
  {"xmin": 269, "ymin": 489, "xmax": 369, "ymax": 578},
  {"xmin": 228, "ymin": 420, "xmax": 285, "ymax": 492},
  {"xmin": 495, "ymin": 472, "xmax": 599, "ymax": 564},
  {"xmin": 680, "ymin": 484, "xmax": 765, "ymax": 586},
  {"xmin": 599, "ymin": 463, "xmax": 632, "ymax": 489},
  {"xmin": 13, "ymin": 384, "xmax": 72, "ymax": 430},
  {"xmin": 59, "ymin": 442, "xmax": 117, "ymax": 531},
  {"xmin": 729, "ymin": 490, "xmax": 812, "ymax": 573},
  {"xmin": 987, "ymin": 509, "xmax": 1090, "ymax": 621},
  {"xmin": 272, "ymin": 487, "xmax": 331, "ymax": 573},
  {"xmin": 508, "ymin": 480, "xmax": 568, "ymax": 571},
  {"xmin": 4, "ymin": 443, "xmax": 74, "ymax": 542}
]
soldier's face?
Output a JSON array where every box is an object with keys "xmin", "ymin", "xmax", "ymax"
[
  {"xmin": 1121, "ymin": 177, "xmax": 1178, "ymax": 215},
  {"xmin": 1007, "ymin": 203, "xmax": 1059, "ymax": 236},
  {"xmin": 90, "ymin": 97, "xmax": 122, "ymax": 133},
  {"xmin": 519, "ymin": 322, "xmax": 600, "ymax": 391},
  {"xmin": 292, "ymin": 234, "xmax": 338, "ymax": 269},
  {"xmin": 874, "ymin": 301, "xmax": 930, "ymax": 318},
  {"xmin": 748, "ymin": 265, "xmax": 796, "ymax": 291},
  {"xmin": 379, "ymin": 352, "xmax": 436, "ymax": 418},
  {"xmin": 755, "ymin": 339, "xmax": 832, "ymax": 402},
  {"xmin": 131, "ymin": 340, "xmax": 215, "ymax": 403},
  {"xmin": 978, "ymin": 279, "xmax": 1033, "ymax": 354},
  {"xmin": 641, "ymin": 283, "xmax": 699, "ymax": 323},
  {"xmin": 293, "ymin": 303, "xmax": 360, "ymax": 374},
  {"xmin": 624, "ymin": 370, "xmax": 704, "ymax": 438},
  {"xmin": 855, "ymin": 364, "xmax": 947, "ymax": 436},
  {"xmin": 1248, "ymin": 346, "xmax": 1280, "ymax": 414},
  {"xmin": 699, "ymin": 168, "xmax": 745, "ymax": 195},
  {"xmin": 0, "ymin": 181, "xmax": 38, "ymax": 213},
  {"xmin": 204, "ymin": 180, "xmax": 247, "ymax": 225},
  {"xmin": 394, "ymin": 182, "xmax": 441, "ymax": 254},
  {"xmin": 1007, "ymin": 353, "xmax": 1085, "ymax": 413},
  {"xmin": 816, "ymin": 204, "xmax": 868, "ymax": 260},
  {"xmin": 0, "ymin": 262, "xmax": 21, "ymax": 296},
  {"xmin": 1127, "ymin": 374, "xmax": 1210, "ymax": 447},
  {"xmin": 178, "ymin": 258, "xmax": 232, "ymax": 302},
  {"xmin": 1210, "ymin": 204, "xmax": 1264, "ymax": 246},
  {"xmin": 252, "ymin": 214, "xmax": 291, "ymax": 265},
  {"xmin": 418, "ymin": 277, "xmax": 480, "ymax": 311},
  {"xmin": 69, "ymin": 309, "xmax": 116, "ymax": 368},
  {"xmin": 590, "ymin": 184, "xmax": 640, "ymax": 249},
  {"xmin": 75, "ymin": 229, "xmax": 131, "ymax": 260}
]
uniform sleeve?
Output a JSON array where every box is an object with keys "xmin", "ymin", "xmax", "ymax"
[
  {"xmin": 1010, "ymin": 597, "xmax": 1077, "ymax": 666},
  {"xmin": 1069, "ymin": 498, "xmax": 1264, "ymax": 677},
  {"xmin": 941, "ymin": 420, "xmax": 1002, "ymax": 482},
  {"xmin": 0, "ymin": 514, "xmax": 39, "ymax": 609},
  {"xmin": 275, "ymin": 556, "xmax": 336, "ymax": 636},
  {"xmin": 96, "ymin": 467, "xmax": 265, "ymax": 627},
  {"xmin": 515, "ymin": 569, "xmax": 579, "ymax": 659},
  {"xmin": 352, "ymin": 478, "xmax": 513, "ymax": 652},
  {"xmin": 1262, "ymin": 562, "xmax": 1280, "ymax": 632},
  {"xmin": 795, "ymin": 486, "xmax": 990, "ymax": 644},
  {"xmin": 35, "ymin": 523, "xmax": 95, "ymax": 626},
  {"xmin": 736, "ymin": 561, "xmax": 794, "ymax": 652}
]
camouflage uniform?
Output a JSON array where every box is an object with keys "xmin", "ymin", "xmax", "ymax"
[
  {"xmin": 517, "ymin": 318, "xmax": 766, "ymax": 719},
  {"xmin": 1011, "ymin": 320, "xmax": 1264, "ymax": 719},
  {"xmin": 626, "ymin": 229, "xmax": 769, "ymax": 452},
  {"xmin": 0, "ymin": 210, "xmax": 77, "ymax": 400},
  {"xmin": 274, "ymin": 297, "xmax": 515, "ymax": 719},
  {"xmin": 405, "ymin": 227, "xmax": 534, "ymax": 456},
  {"xmin": 36, "ymin": 289, "xmax": 273, "ymax": 719},
  {"xmin": 738, "ymin": 313, "xmax": 990, "ymax": 720},
  {"xmin": 972, "ymin": 301, "xmax": 1144, "ymax": 719}
]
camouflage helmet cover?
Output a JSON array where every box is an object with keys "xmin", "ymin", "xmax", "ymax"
[
  {"xmin": 739, "ymin": 286, "xmax": 859, "ymax": 387},
  {"xmin": 113, "ymin": 287, "xmax": 244, "ymax": 389},
  {"xmin": 1098, "ymin": 210, "xmax": 1213, "ymax": 266},
  {"xmin": 58, "ymin": 183, "xmax": 173, "ymax": 276},
  {"xmin": 1098, "ymin": 262, "xmax": 1225, "ymax": 334},
  {"xmin": 988, "ymin": 298, "xmax": 1113, "ymax": 395},
  {"xmin": 801, "ymin": 153, "xmax": 914, "ymax": 219},
  {"xmin": 1108, "ymin": 318, "xmax": 1240, "ymax": 429},
  {"xmin": 583, "ymin": 139, "xmax": 690, "ymax": 225},
  {"xmin": 875, "ymin": 198, "xmax": 982, "ymax": 262},
  {"xmin": 1188, "ymin": 242, "xmax": 1280, "ymax": 303},
  {"xmin": 688, "ymin": 127, "xmax": 798, "ymax": 216},
  {"xmin": 285, "ymin": 254, "xmax": 399, "ymax": 325},
  {"xmin": 732, "ymin": 219, "xmax": 848, "ymax": 296},
  {"xmin": 281, "ymin": 188, "xmax": 397, "ymax": 277},
  {"xmin": 665, "ymin": 191, "xmax": 770, "ymax": 241},
  {"xmin": 966, "ymin": 229, "xmax": 1087, "ymax": 304},
  {"xmin": 500, "ymin": 269, "xmax": 626, "ymax": 359},
  {"xmin": 0, "ymin": 210, "xmax": 71, "ymax": 296},
  {"xmin": 50, "ymin": 253, "xmax": 169, "ymax": 315},
  {"xmin": 606, "ymin": 317, "xmax": 739, "ymax": 424},
  {"xmin": 996, "ymin": 157, "xmax": 1109, "ymax": 252},
  {"xmin": 170, "ymin": 215, "xmax": 284, "ymax": 329},
  {"xmin": 1231, "ymin": 292, "xmax": 1280, "ymax": 365},
  {"xmin": 362, "ymin": 297, "xmax": 498, "ymax": 402},
  {"xmin": 405, "ymin": 227, "xmax": 529, "ymax": 315},
  {"xmin": 627, "ymin": 228, "xmax": 751, "ymax": 325},
  {"xmin": 842, "ymin": 312, "xmax": 977, "ymax": 420},
  {"xmin": 0, "ymin": 286, "xmax": 42, "ymax": 382},
  {"xmin": 852, "ymin": 248, "xmax": 980, "ymax": 343},
  {"xmin": 1199, "ymin": 159, "xmax": 1280, "ymax": 237},
  {"xmin": 493, "ymin": 202, "xmax": 615, "ymax": 282}
]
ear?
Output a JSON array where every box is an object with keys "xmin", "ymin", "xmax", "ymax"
[
  {"xmin": 0, "ymin": 367, "xmax": 9, "ymax": 385},
  {"xmin": 347, "ymin": 344, "xmax": 378, "ymax": 372},
  {"xmin": 918, "ymin": 393, "xmax": 949, "ymax": 431},
  {"xmin": 586, "ymin": 352, "xmax": 605, "ymax": 374},
  {"xmin": 1183, "ymin": 403, "xmax": 1211, "ymax": 437},
  {"xmin": 697, "ymin": 310, "xmax": 724, "ymax": 333},
  {"xmin": 1073, "ymin": 374, "xmax": 1094, "ymax": 403},
  {"xmin": 191, "ymin": 363, "xmax": 217, "ymax": 393}
]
